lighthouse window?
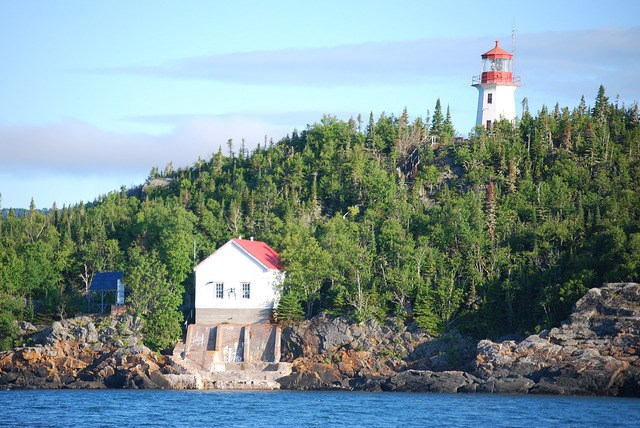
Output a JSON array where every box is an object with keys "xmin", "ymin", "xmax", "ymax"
[{"xmin": 487, "ymin": 93, "xmax": 493, "ymax": 104}]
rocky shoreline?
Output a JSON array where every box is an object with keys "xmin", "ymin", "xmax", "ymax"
[
  {"xmin": 279, "ymin": 282, "xmax": 640, "ymax": 396},
  {"xmin": 0, "ymin": 315, "xmax": 180, "ymax": 389},
  {"xmin": 1, "ymin": 282, "xmax": 638, "ymax": 396}
]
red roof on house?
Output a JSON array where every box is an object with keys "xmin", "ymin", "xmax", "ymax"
[
  {"xmin": 481, "ymin": 40, "xmax": 513, "ymax": 59},
  {"xmin": 232, "ymin": 238, "xmax": 283, "ymax": 270}
]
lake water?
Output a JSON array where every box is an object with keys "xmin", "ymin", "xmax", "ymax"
[{"xmin": 1, "ymin": 390, "xmax": 637, "ymax": 427}]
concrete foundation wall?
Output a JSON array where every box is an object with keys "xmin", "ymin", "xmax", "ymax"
[
  {"xmin": 183, "ymin": 323, "xmax": 281, "ymax": 370},
  {"xmin": 196, "ymin": 308, "xmax": 272, "ymax": 325},
  {"xmin": 183, "ymin": 324, "xmax": 217, "ymax": 370},
  {"xmin": 245, "ymin": 324, "xmax": 279, "ymax": 362},
  {"xmin": 217, "ymin": 324, "xmax": 245, "ymax": 363}
]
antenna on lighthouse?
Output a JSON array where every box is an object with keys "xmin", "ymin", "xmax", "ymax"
[{"xmin": 511, "ymin": 21, "xmax": 517, "ymax": 71}]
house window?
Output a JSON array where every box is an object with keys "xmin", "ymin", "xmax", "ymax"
[
  {"xmin": 215, "ymin": 283, "xmax": 224, "ymax": 299},
  {"xmin": 487, "ymin": 93, "xmax": 493, "ymax": 104},
  {"xmin": 242, "ymin": 283, "xmax": 251, "ymax": 299}
]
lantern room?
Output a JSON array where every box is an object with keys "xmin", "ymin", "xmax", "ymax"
[
  {"xmin": 481, "ymin": 56, "xmax": 512, "ymax": 73},
  {"xmin": 476, "ymin": 40, "xmax": 517, "ymax": 85}
]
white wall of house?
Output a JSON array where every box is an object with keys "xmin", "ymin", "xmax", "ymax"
[{"xmin": 194, "ymin": 240, "xmax": 282, "ymax": 323}]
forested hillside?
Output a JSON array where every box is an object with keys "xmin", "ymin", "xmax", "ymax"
[{"xmin": 1, "ymin": 86, "xmax": 638, "ymax": 350}]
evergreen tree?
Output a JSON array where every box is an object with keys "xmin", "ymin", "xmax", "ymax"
[
  {"xmin": 413, "ymin": 284, "xmax": 440, "ymax": 336},
  {"xmin": 430, "ymin": 98, "xmax": 444, "ymax": 136},
  {"xmin": 275, "ymin": 292, "xmax": 304, "ymax": 324},
  {"xmin": 593, "ymin": 85, "xmax": 609, "ymax": 122},
  {"xmin": 443, "ymin": 104, "xmax": 455, "ymax": 141}
]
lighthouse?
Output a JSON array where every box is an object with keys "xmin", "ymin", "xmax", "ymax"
[{"xmin": 472, "ymin": 40, "xmax": 521, "ymax": 129}]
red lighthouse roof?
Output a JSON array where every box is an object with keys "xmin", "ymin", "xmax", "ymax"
[{"xmin": 481, "ymin": 40, "xmax": 513, "ymax": 59}]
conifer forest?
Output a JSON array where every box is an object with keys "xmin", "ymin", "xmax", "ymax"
[{"xmin": 1, "ymin": 86, "xmax": 638, "ymax": 351}]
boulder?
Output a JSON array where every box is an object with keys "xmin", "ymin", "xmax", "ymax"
[
  {"xmin": 21, "ymin": 347, "xmax": 43, "ymax": 363},
  {"xmin": 18, "ymin": 321, "xmax": 37, "ymax": 336},
  {"xmin": 383, "ymin": 370, "xmax": 479, "ymax": 393},
  {"xmin": 476, "ymin": 375, "xmax": 535, "ymax": 394},
  {"xmin": 148, "ymin": 370, "xmax": 172, "ymax": 389}
]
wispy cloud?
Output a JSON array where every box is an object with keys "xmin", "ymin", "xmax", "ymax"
[
  {"xmin": 96, "ymin": 27, "xmax": 639, "ymax": 96},
  {"xmin": 0, "ymin": 115, "xmax": 289, "ymax": 176},
  {"xmin": 97, "ymin": 38, "xmax": 479, "ymax": 86},
  {"xmin": 127, "ymin": 110, "xmax": 326, "ymax": 132},
  {"xmin": 517, "ymin": 27, "xmax": 640, "ymax": 103},
  {"xmin": 0, "ymin": 112, "xmax": 343, "ymax": 208}
]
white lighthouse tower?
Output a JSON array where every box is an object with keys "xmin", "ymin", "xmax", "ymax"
[{"xmin": 472, "ymin": 40, "xmax": 521, "ymax": 129}]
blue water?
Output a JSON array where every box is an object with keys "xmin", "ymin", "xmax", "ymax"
[{"xmin": 0, "ymin": 390, "xmax": 637, "ymax": 427}]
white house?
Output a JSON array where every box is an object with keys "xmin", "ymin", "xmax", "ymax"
[{"xmin": 194, "ymin": 238, "xmax": 284, "ymax": 325}]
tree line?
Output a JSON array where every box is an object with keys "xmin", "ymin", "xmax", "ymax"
[{"xmin": 0, "ymin": 86, "xmax": 638, "ymax": 350}]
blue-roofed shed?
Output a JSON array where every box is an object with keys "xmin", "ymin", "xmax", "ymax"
[
  {"xmin": 88, "ymin": 271, "xmax": 125, "ymax": 314},
  {"xmin": 90, "ymin": 272, "xmax": 123, "ymax": 291}
]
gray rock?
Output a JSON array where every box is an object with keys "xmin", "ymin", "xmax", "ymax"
[
  {"xmin": 126, "ymin": 345, "xmax": 152, "ymax": 355},
  {"xmin": 85, "ymin": 323, "xmax": 99, "ymax": 343},
  {"xmin": 51, "ymin": 322, "xmax": 68, "ymax": 339},
  {"xmin": 18, "ymin": 321, "xmax": 37, "ymax": 335},
  {"xmin": 133, "ymin": 373, "xmax": 158, "ymax": 389},
  {"xmin": 383, "ymin": 370, "xmax": 480, "ymax": 393},
  {"xmin": 477, "ymin": 375, "xmax": 535, "ymax": 394},
  {"xmin": 31, "ymin": 327, "xmax": 53, "ymax": 345},
  {"xmin": 278, "ymin": 371, "xmax": 331, "ymax": 390}
]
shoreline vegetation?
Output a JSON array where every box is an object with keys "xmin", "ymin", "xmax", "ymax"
[{"xmin": 0, "ymin": 86, "xmax": 638, "ymax": 395}]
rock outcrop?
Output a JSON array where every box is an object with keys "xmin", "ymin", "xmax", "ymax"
[
  {"xmin": 279, "ymin": 283, "xmax": 640, "ymax": 396},
  {"xmin": 278, "ymin": 314, "xmax": 476, "ymax": 391},
  {"xmin": 0, "ymin": 315, "xmax": 179, "ymax": 389},
  {"xmin": 474, "ymin": 282, "xmax": 640, "ymax": 396}
]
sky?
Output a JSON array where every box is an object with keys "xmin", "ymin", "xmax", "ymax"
[{"xmin": 1, "ymin": 0, "xmax": 638, "ymax": 209}]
